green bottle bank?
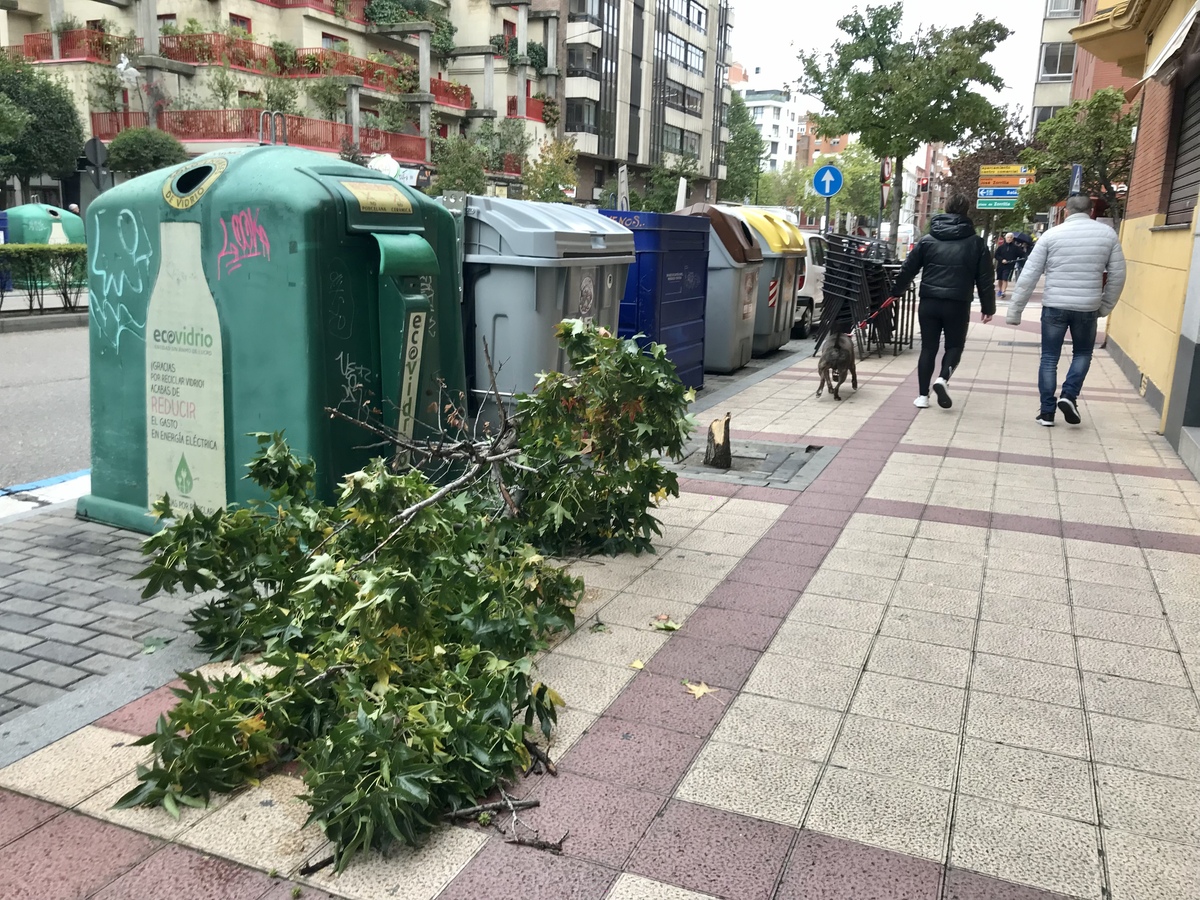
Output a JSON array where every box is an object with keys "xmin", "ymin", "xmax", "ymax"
[{"xmin": 77, "ymin": 147, "xmax": 467, "ymax": 534}]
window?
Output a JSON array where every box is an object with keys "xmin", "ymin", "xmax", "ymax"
[
  {"xmin": 773, "ymin": 108, "xmax": 780, "ymax": 119},
  {"xmin": 831, "ymin": 138, "xmax": 840, "ymax": 146},
  {"xmin": 157, "ymin": 14, "xmax": 176, "ymax": 34},
  {"xmin": 565, "ymin": 98, "xmax": 598, "ymax": 133},
  {"xmin": 685, "ymin": 42, "xmax": 705, "ymax": 74},
  {"xmin": 568, "ymin": 0, "xmax": 600, "ymax": 23},
  {"xmin": 667, "ymin": 34, "xmax": 686, "ymax": 67},
  {"xmin": 567, "ymin": 44, "xmax": 600, "ymax": 77},
  {"xmin": 683, "ymin": 130, "xmax": 701, "ymax": 157},
  {"xmin": 685, "ymin": 87, "xmax": 703, "ymax": 116},
  {"xmin": 1168, "ymin": 76, "xmax": 1200, "ymax": 224},
  {"xmin": 86, "ymin": 19, "xmax": 102, "ymax": 31},
  {"xmin": 663, "ymin": 124, "xmax": 683, "ymax": 154},
  {"xmin": 1046, "ymin": 0, "xmax": 1083, "ymax": 17},
  {"xmin": 772, "ymin": 124, "xmax": 779, "ymax": 137},
  {"xmin": 1032, "ymin": 106, "xmax": 1062, "ymax": 130},
  {"xmin": 769, "ymin": 159, "xmax": 777, "ymax": 171},
  {"xmin": 503, "ymin": 20, "xmax": 516, "ymax": 39},
  {"xmin": 752, "ymin": 106, "xmax": 763, "ymax": 120},
  {"xmin": 322, "ymin": 33, "xmax": 348, "ymax": 50},
  {"xmin": 798, "ymin": 121, "xmax": 807, "ymax": 135},
  {"xmin": 665, "ymin": 80, "xmax": 685, "ymax": 109},
  {"xmin": 720, "ymin": 103, "xmax": 729, "ymax": 126},
  {"xmin": 686, "ymin": 1, "xmax": 707, "ymax": 32},
  {"xmin": 786, "ymin": 145, "xmax": 792, "ymax": 156},
  {"xmin": 770, "ymin": 141, "xmax": 779, "ymax": 155},
  {"xmin": 229, "ymin": 14, "xmax": 252, "ymax": 33},
  {"xmin": 594, "ymin": 166, "xmax": 605, "ymax": 188},
  {"xmin": 1040, "ymin": 42, "xmax": 1075, "ymax": 81}
]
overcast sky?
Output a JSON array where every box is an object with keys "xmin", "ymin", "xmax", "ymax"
[{"xmin": 731, "ymin": 0, "xmax": 1046, "ymax": 117}]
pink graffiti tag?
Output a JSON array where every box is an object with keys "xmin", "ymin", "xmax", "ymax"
[{"xmin": 217, "ymin": 208, "xmax": 270, "ymax": 278}]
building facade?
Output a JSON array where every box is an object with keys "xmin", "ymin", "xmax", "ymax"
[
  {"xmin": 1, "ymin": 0, "xmax": 571, "ymax": 204},
  {"xmin": 1031, "ymin": 0, "xmax": 1085, "ymax": 130},
  {"xmin": 563, "ymin": 0, "xmax": 731, "ymax": 205},
  {"xmin": 733, "ymin": 83, "xmax": 802, "ymax": 172},
  {"xmin": 1072, "ymin": 0, "xmax": 1200, "ymax": 473}
]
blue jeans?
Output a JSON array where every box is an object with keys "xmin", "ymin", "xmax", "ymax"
[{"xmin": 1040, "ymin": 306, "xmax": 1098, "ymax": 415}]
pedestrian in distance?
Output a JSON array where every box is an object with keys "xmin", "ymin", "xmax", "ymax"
[
  {"xmin": 994, "ymin": 232, "xmax": 1022, "ymax": 299},
  {"xmin": 889, "ymin": 193, "xmax": 995, "ymax": 411},
  {"xmin": 1005, "ymin": 195, "xmax": 1126, "ymax": 427}
]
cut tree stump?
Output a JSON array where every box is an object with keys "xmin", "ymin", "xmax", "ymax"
[{"xmin": 704, "ymin": 412, "xmax": 732, "ymax": 469}]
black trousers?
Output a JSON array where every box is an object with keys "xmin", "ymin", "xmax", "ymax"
[{"xmin": 918, "ymin": 299, "xmax": 970, "ymax": 395}]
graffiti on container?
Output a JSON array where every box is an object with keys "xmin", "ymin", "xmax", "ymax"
[
  {"xmin": 90, "ymin": 208, "xmax": 152, "ymax": 350},
  {"xmin": 327, "ymin": 266, "xmax": 354, "ymax": 339},
  {"xmin": 336, "ymin": 351, "xmax": 373, "ymax": 411},
  {"xmin": 217, "ymin": 208, "xmax": 270, "ymax": 278},
  {"xmin": 418, "ymin": 275, "xmax": 438, "ymax": 338}
]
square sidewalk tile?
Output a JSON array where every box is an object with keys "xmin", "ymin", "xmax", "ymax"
[
  {"xmin": 77, "ymin": 771, "xmax": 226, "ymax": 840},
  {"xmin": 980, "ymin": 593, "xmax": 1071, "ymax": 634},
  {"xmin": 829, "ymin": 715, "xmax": 958, "ymax": 791},
  {"xmin": 532, "ymin": 651, "xmax": 636, "ymax": 716},
  {"xmin": 1082, "ymin": 672, "xmax": 1200, "ymax": 730},
  {"xmin": 867, "ymin": 636, "xmax": 971, "ymax": 688},
  {"xmin": 307, "ymin": 826, "xmax": 484, "ymax": 900},
  {"xmin": 966, "ymin": 692, "xmax": 1087, "ymax": 759},
  {"xmin": 849, "ymin": 671, "xmax": 966, "ymax": 734},
  {"xmin": 1090, "ymin": 715, "xmax": 1200, "ymax": 780},
  {"xmin": 975, "ymin": 622, "xmax": 1075, "ymax": 668},
  {"xmin": 675, "ymin": 739, "xmax": 820, "ymax": 827},
  {"xmin": 92, "ymin": 843, "xmax": 276, "ymax": 900},
  {"xmin": 554, "ymin": 622, "xmax": 670, "ymax": 669},
  {"xmin": 743, "ymin": 651, "xmax": 859, "ymax": 712},
  {"xmin": 1096, "ymin": 765, "xmax": 1200, "ymax": 846},
  {"xmin": 806, "ymin": 767, "xmax": 950, "ymax": 862},
  {"xmin": 950, "ymin": 795, "xmax": 1102, "ymax": 900},
  {"xmin": 769, "ymin": 620, "xmax": 874, "ymax": 669},
  {"xmin": 970, "ymin": 654, "xmax": 1081, "ymax": 709},
  {"xmin": 879, "ymin": 608, "xmax": 974, "ymax": 650},
  {"xmin": 943, "ymin": 868, "xmax": 1086, "ymax": 900},
  {"xmin": 0, "ymin": 789, "xmax": 61, "ymax": 847},
  {"xmin": 787, "ymin": 594, "xmax": 885, "ymax": 634},
  {"xmin": 710, "ymin": 692, "xmax": 840, "ymax": 763},
  {"xmin": 607, "ymin": 874, "xmax": 719, "ymax": 900},
  {"xmin": 558, "ymin": 715, "xmax": 704, "ymax": 795},
  {"xmin": 776, "ymin": 829, "xmax": 941, "ymax": 900},
  {"xmin": 957, "ymin": 739, "xmax": 1095, "ymax": 822},
  {"xmin": 603, "ymin": 671, "xmax": 730, "ymax": 738},
  {"xmin": 0, "ymin": 725, "xmax": 147, "ymax": 806},
  {"xmin": 1104, "ymin": 828, "xmax": 1200, "ymax": 900},
  {"xmin": 628, "ymin": 799, "xmax": 795, "ymax": 900},
  {"xmin": 1075, "ymin": 637, "xmax": 1190, "ymax": 687},
  {"xmin": 435, "ymin": 836, "xmax": 616, "ymax": 900}
]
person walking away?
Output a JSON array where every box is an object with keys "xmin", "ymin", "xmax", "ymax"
[
  {"xmin": 889, "ymin": 194, "xmax": 995, "ymax": 410},
  {"xmin": 1005, "ymin": 195, "xmax": 1126, "ymax": 427},
  {"xmin": 994, "ymin": 232, "xmax": 1022, "ymax": 299}
]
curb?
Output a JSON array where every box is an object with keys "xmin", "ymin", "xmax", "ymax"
[{"xmin": 0, "ymin": 311, "xmax": 89, "ymax": 334}]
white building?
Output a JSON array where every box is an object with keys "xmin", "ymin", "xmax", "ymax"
[{"xmin": 733, "ymin": 77, "xmax": 805, "ymax": 172}]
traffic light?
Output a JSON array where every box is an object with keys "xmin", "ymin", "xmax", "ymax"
[{"xmin": 919, "ymin": 177, "xmax": 930, "ymax": 192}]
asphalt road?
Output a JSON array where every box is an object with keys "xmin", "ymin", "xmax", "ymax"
[{"xmin": 0, "ymin": 326, "xmax": 91, "ymax": 488}]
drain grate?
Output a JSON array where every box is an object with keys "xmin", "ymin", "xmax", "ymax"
[{"xmin": 669, "ymin": 439, "xmax": 838, "ymax": 491}]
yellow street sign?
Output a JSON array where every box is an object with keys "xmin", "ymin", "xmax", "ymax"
[
  {"xmin": 979, "ymin": 164, "xmax": 1036, "ymax": 176},
  {"xmin": 978, "ymin": 176, "xmax": 1036, "ymax": 187}
]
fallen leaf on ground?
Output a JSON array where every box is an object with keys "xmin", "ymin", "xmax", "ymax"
[
  {"xmin": 141, "ymin": 636, "xmax": 172, "ymax": 655},
  {"xmin": 684, "ymin": 681, "xmax": 716, "ymax": 700},
  {"xmin": 589, "ymin": 620, "xmax": 610, "ymax": 634},
  {"xmin": 630, "ymin": 659, "xmax": 644, "ymax": 669},
  {"xmin": 652, "ymin": 619, "xmax": 680, "ymax": 631}
]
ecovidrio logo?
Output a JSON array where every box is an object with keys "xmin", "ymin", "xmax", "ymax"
[{"xmin": 152, "ymin": 326, "xmax": 215, "ymax": 348}]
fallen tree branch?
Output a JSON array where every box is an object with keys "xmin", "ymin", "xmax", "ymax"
[
  {"xmin": 523, "ymin": 739, "xmax": 557, "ymax": 776},
  {"xmin": 505, "ymin": 830, "xmax": 569, "ymax": 854},
  {"xmin": 447, "ymin": 798, "xmax": 540, "ymax": 819}
]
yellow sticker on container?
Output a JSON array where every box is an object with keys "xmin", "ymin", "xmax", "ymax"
[
  {"xmin": 341, "ymin": 181, "xmax": 413, "ymax": 215},
  {"xmin": 162, "ymin": 157, "xmax": 229, "ymax": 210}
]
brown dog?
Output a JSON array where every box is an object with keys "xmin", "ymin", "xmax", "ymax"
[{"xmin": 816, "ymin": 333, "xmax": 858, "ymax": 401}]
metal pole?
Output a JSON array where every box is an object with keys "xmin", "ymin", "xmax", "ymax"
[{"xmin": 824, "ymin": 197, "xmax": 830, "ymax": 234}]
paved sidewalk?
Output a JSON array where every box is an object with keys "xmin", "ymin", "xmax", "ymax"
[{"xmin": 1, "ymin": 307, "xmax": 1199, "ymax": 899}]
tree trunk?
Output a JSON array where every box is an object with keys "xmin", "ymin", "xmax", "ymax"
[{"xmin": 888, "ymin": 154, "xmax": 904, "ymax": 256}]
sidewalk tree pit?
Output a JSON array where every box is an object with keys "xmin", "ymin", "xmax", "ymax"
[{"xmin": 118, "ymin": 322, "xmax": 696, "ymax": 872}]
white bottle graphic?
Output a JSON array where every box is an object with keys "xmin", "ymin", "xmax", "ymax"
[{"xmin": 144, "ymin": 221, "xmax": 227, "ymax": 516}]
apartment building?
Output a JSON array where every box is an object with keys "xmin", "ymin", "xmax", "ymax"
[
  {"xmin": 795, "ymin": 116, "xmax": 850, "ymax": 166},
  {"xmin": 563, "ymin": 0, "xmax": 731, "ymax": 205},
  {"xmin": 1, "ymin": 0, "xmax": 564, "ymax": 202},
  {"xmin": 734, "ymin": 82, "xmax": 801, "ymax": 172}
]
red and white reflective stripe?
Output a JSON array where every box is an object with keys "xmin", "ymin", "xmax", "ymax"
[{"xmin": 768, "ymin": 279, "xmax": 779, "ymax": 307}]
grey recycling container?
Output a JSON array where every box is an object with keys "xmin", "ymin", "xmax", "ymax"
[
  {"xmin": 677, "ymin": 203, "xmax": 763, "ymax": 373},
  {"xmin": 727, "ymin": 208, "xmax": 805, "ymax": 356},
  {"xmin": 463, "ymin": 196, "xmax": 634, "ymax": 408}
]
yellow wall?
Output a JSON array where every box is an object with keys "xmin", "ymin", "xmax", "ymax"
[{"xmin": 1108, "ymin": 213, "xmax": 1194, "ymax": 426}]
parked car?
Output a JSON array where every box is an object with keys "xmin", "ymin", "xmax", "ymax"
[{"xmin": 794, "ymin": 231, "xmax": 827, "ymax": 338}]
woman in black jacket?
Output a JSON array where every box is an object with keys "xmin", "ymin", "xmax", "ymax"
[{"xmin": 890, "ymin": 195, "xmax": 996, "ymax": 410}]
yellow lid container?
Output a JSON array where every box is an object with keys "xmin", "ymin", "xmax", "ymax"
[{"xmin": 732, "ymin": 209, "xmax": 807, "ymax": 256}]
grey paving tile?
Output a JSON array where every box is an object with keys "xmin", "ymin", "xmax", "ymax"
[
  {"xmin": 980, "ymin": 593, "xmax": 1072, "ymax": 633},
  {"xmin": 1075, "ymin": 637, "xmax": 1189, "ymax": 687},
  {"xmin": 0, "ymin": 613, "xmax": 47, "ymax": 634},
  {"xmin": 743, "ymin": 652, "xmax": 859, "ymax": 711},
  {"xmin": 6, "ymin": 568, "xmax": 66, "ymax": 586},
  {"xmin": 19, "ymin": 556, "xmax": 72, "ymax": 573},
  {"xmin": 2, "ymin": 581, "xmax": 59, "ymax": 602},
  {"xmin": 867, "ymin": 636, "xmax": 971, "ymax": 688},
  {"xmin": 786, "ymin": 594, "xmax": 884, "ymax": 633},
  {"xmin": 81, "ymin": 632, "xmax": 142, "ymax": 658},
  {"xmin": 879, "ymin": 607, "xmax": 975, "ymax": 650},
  {"xmin": 1097, "ymin": 765, "xmax": 1200, "ymax": 846},
  {"xmin": 966, "ymin": 692, "xmax": 1087, "ymax": 758},
  {"xmin": 1073, "ymin": 607, "xmax": 1176, "ymax": 650},
  {"xmin": 807, "ymin": 766, "xmax": 950, "ymax": 862},
  {"xmin": 13, "ymin": 658, "xmax": 87, "ymax": 688},
  {"xmin": 902, "ymin": 558, "xmax": 984, "ymax": 592},
  {"xmin": 89, "ymin": 600, "xmax": 154, "ymax": 622},
  {"xmin": 90, "ymin": 617, "xmax": 155, "ymax": 640},
  {"xmin": 958, "ymin": 739, "xmax": 1095, "ymax": 822},
  {"xmin": 890, "ymin": 582, "xmax": 980, "ymax": 618},
  {"xmin": 24, "ymin": 640, "xmax": 92, "ymax": 666},
  {"xmin": 5, "ymin": 681, "xmax": 67, "ymax": 706},
  {"xmin": 53, "ymin": 591, "xmax": 109, "ymax": 611},
  {"xmin": 1082, "ymin": 672, "xmax": 1200, "ymax": 730},
  {"xmin": 710, "ymin": 692, "xmax": 840, "ymax": 762},
  {"xmin": 971, "ymin": 653, "xmax": 1082, "ymax": 708},
  {"xmin": 950, "ymin": 796, "xmax": 1103, "ymax": 900},
  {"xmin": 982, "ymin": 569, "xmax": 1069, "ymax": 604},
  {"xmin": 849, "ymin": 671, "xmax": 966, "ymax": 734},
  {"xmin": 675, "ymin": 740, "xmax": 820, "ymax": 827},
  {"xmin": 0, "ymin": 629, "xmax": 40, "ymax": 652},
  {"xmin": 0, "ymin": 671, "xmax": 28, "ymax": 693},
  {"xmin": 1067, "ymin": 558, "xmax": 1156, "ymax": 591},
  {"xmin": 1090, "ymin": 714, "xmax": 1200, "ymax": 780},
  {"xmin": 0, "ymin": 597, "xmax": 55, "ymax": 617},
  {"xmin": 975, "ymin": 621, "xmax": 1076, "ymax": 667},
  {"xmin": 50, "ymin": 577, "xmax": 109, "ymax": 596},
  {"xmin": 830, "ymin": 715, "xmax": 958, "ymax": 790},
  {"xmin": 77, "ymin": 653, "xmax": 129, "ymax": 676},
  {"xmin": 1104, "ymin": 829, "xmax": 1200, "ymax": 900},
  {"xmin": 768, "ymin": 620, "xmax": 873, "ymax": 668},
  {"xmin": 30, "ymin": 621, "xmax": 94, "ymax": 645},
  {"xmin": 39, "ymin": 606, "xmax": 102, "ymax": 627}
]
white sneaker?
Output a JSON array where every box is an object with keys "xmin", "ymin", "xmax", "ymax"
[
  {"xmin": 932, "ymin": 378, "xmax": 952, "ymax": 409},
  {"xmin": 914, "ymin": 395, "xmax": 930, "ymax": 408}
]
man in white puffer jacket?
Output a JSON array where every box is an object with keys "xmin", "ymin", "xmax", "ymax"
[{"xmin": 1006, "ymin": 195, "xmax": 1127, "ymax": 427}]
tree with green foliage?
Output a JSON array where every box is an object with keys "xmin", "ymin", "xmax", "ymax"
[
  {"xmin": 523, "ymin": 137, "xmax": 578, "ymax": 202},
  {"xmin": 805, "ymin": 143, "xmax": 884, "ymax": 227},
  {"xmin": 106, "ymin": 127, "xmax": 189, "ymax": 176},
  {"xmin": 428, "ymin": 134, "xmax": 486, "ymax": 195},
  {"xmin": 643, "ymin": 153, "xmax": 702, "ymax": 213},
  {"xmin": 1018, "ymin": 88, "xmax": 1137, "ymax": 225},
  {"xmin": 0, "ymin": 94, "xmax": 29, "ymax": 171},
  {"xmin": 307, "ymin": 76, "xmax": 346, "ymax": 121},
  {"xmin": 943, "ymin": 107, "xmax": 1031, "ymax": 237},
  {"xmin": 721, "ymin": 92, "xmax": 763, "ymax": 203},
  {"xmin": 0, "ymin": 56, "xmax": 84, "ymax": 198},
  {"xmin": 799, "ymin": 3, "xmax": 1009, "ymax": 250}
]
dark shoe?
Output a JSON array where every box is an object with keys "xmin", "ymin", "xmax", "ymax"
[
  {"xmin": 1058, "ymin": 397, "xmax": 1081, "ymax": 425},
  {"xmin": 1036, "ymin": 412, "xmax": 1055, "ymax": 427},
  {"xmin": 932, "ymin": 378, "xmax": 952, "ymax": 408}
]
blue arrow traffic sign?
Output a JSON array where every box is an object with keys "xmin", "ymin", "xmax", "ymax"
[
  {"xmin": 1070, "ymin": 163, "xmax": 1084, "ymax": 195},
  {"xmin": 813, "ymin": 165, "xmax": 844, "ymax": 198},
  {"xmin": 977, "ymin": 187, "xmax": 1021, "ymax": 198}
]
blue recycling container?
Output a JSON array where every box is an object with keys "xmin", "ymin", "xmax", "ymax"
[{"xmin": 599, "ymin": 210, "xmax": 709, "ymax": 389}]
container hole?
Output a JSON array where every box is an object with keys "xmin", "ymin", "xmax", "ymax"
[
  {"xmin": 47, "ymin": 208, "xmax": 60, "ymax": 218},
  {"xmin": 174, "ymin": 164, "xmax": 213, "ymax": 195}
]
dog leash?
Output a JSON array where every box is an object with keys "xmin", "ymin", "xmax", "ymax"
[{"xmin": 854, "ymin": 296, "xmax": 898, "ymax": 332}]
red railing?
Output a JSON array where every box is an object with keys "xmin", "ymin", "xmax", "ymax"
[
  {"xmin": 16, "ymin": 30, "xmax": 141, "ymax": 62},
  {"xmin": 430, "ymin": 77, "xmax": 471, "ymax": 109},
  {"xmin": 257, "ymin": 0, "xmax": 370, "ymax": 24},
  {"xmin": 290, "ymin": 47, "xmax": 408, "ymax": 93},
  {"xmin": 506, "ymin": 95, "xmax": 545, "ymax": 122},
  {"xmin": 89, "ymin": 108, "xmax": 428, "ymax": 162},
  {"xmin": 21, "ymin": 32, "xmax": 52, "ymax": 61},
  {"xmin": 502, "ymin": 153, "xmax": 523, "ymax": 175},
  {"xmin": 159, "ymin": 33, "xmax": 275, "ymax": 72}
]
